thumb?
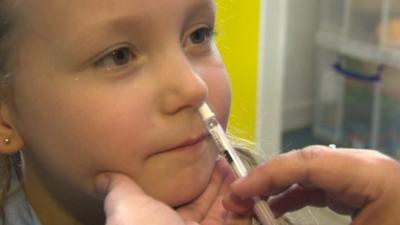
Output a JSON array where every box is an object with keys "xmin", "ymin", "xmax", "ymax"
[
  {"xmin": 95, "ymin": 173, "xmax": 188, "ymax": 225},
  {"xmin": 95, "ymin": 172, "xmax": 144, "ymax": 197},
  {"xmin": 95, "ymin": 172, "xmax": 148, "ymax": 216}
]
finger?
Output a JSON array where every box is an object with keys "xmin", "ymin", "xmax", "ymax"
[
  {"xmin": 231, "ymin": 146, "xmax": 381, "ymax": 208},
  {"xmin": 177, "ymin": 159, "xmax": 234, "ymax": 222},
  {"xmin": 201, "ymin": 171, "xmax": 252, "ymax": 225},
  {"xmin": 268, "ymin": 185, "xmax": 356, "ymax": 217},
  {"xmin": 222, "ymin": 192, "xmax": 254, "ymax": 216},
  {"xmin": 96, "ymin": 173, "xmax": 187, "ymax": 225},
  {"xmin": 95, "ymin": 172, "xmax": 148, "ymax": 215},
  {"xmin": 224, "ymin": 213, "xmax": 252, "ymax": 225},
  {"xmin": 268, "ymin": 185, "xmax": 325, "ymax": 217},
  {"xmin": 325, "ymin": 193, "xmax": 359, "ymax": 215},
  {"xmin": 95, "ymin": 172, "xmax": 144, "ymax": 196},
  {"xmin": 199, "ymin": 173, "xmax": 232, "ymax": 225}
]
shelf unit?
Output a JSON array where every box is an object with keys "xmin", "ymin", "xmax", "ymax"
[
  {"xmin": 317, "ymin": 0, "xmax": 400, "ymax": 67},
  {"xmin": 313, "ymin": 0, "xmax": 400, "ymax": 157}
]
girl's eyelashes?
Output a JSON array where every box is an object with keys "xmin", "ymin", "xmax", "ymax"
[
  {"xmin": 94, "ymin": 47, "xmax": 135, "ymax": 70},
  {"xmin": 184, "ymin": 26, "xmax": 217, "ymax": 48},
  {"xmin": 91, "ymin": 26, "xmax": 216, "ymax": 72}
]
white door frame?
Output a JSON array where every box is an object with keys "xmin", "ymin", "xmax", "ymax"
[{"xmin": 256, "ymin": 0, "xmax": 288, "ymax": 156}]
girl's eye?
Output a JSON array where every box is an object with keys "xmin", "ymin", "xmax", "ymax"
[
  {"xmin": 188, "ymin": 27, "xmax": 215, "ymax": 45},
  {"xmin": 95, "ymin": 47, "xmax": 134, "ymax": 69}
]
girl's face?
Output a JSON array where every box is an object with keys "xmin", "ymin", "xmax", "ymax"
[{"xmin": 9, "ymin": 0, "xmax": 230, "ymax": 208}]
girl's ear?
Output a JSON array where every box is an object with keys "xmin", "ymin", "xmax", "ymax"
[{"xmin": 0, "ymin": 104, "xmax": 23, "ymax": 154}]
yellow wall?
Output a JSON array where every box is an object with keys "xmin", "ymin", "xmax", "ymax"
[{"xmin": 215, "ymin": 0, "xmax": 260, "ymax": 141}]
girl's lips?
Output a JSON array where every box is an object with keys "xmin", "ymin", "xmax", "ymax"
[{"xmin": 162, "ymin": 133, "xmax": 210, "ymax": 153}]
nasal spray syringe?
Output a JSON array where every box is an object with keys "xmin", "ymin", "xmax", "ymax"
[{"xmin": 199, "ymin": 103, "xmax": 276, "ymax": 225}]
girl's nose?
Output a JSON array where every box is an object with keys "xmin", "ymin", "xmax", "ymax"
[{"xmin": 158, "ymin": 55, "xmax": 208, "ymax": 115}]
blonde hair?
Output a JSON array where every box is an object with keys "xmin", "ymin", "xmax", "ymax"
[
  {"xmin": 0, "ymin": 155, "xmax": 12, "ymax": 215},
  {"xmin": 0, "ymin": 1, "xmax": 22, "ymax": 221}
]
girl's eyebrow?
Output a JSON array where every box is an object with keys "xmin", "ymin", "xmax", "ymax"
[
  {"xmin": 68, "ymin": 15, "xmax": 143, "ymax": 47},
  {"xmin": 68, "ymin": 0, "xmax": 215, "ymax": 48},
  {"xmin": 185, "ymin": 0, "xmax": 215, "ymax": 23}
]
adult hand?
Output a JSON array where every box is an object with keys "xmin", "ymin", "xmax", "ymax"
[
  {"xmin": 95, "ymin": 172, "xmax": 186, "ymax": 225},
  {"xmin": 223, "ymin": 145, "xmax": 400, "ymax": 225},
  {"xmin": 96, "ymin": 159, "xmax": 251, "ymax": 225},
  {"xmin": 176, "ymin": 159, "xmax": 251, "ymax": 225}
]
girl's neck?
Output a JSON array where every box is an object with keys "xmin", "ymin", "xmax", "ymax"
[{"xmin": 23, "ymin": 160, "xmax": 104, "ymax": 225}]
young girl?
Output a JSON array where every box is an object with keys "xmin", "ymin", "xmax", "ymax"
[
  {"xmin": 0, "ymin": 0, "xmax": 269, "ymax": 224},
  {"xmin": 1, "ymin": 0, "xmax": 400, "ymax": 225}
]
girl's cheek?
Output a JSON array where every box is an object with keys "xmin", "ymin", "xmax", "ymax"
[{"xmin": 205, "ymin": 70, "xmax": 231, "ymax": 127}]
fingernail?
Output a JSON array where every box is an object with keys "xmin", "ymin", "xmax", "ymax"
[
  {"xmin": 231, "ymin": 177, "xmax": 249, "ymax": 195},
  {"xmin": 232, "ymin": 177, "xmax": 247, "ymax": 186},
  {"xmin": 225, "ymin": 173, "xmax": 236, "ymax": 184},
  {"xmin": 95, "ymin": 174, "xmax": 110, "ymax": 195}
]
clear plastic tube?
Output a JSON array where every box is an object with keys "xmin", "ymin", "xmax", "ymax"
[{"xmin": 199, "ymin": 103, "xmax": 276, "ymax": 225}]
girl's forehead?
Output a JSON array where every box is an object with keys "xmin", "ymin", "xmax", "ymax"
[
  {"xmin": 19, "ymin": 0, "xmax": 215, "ymax": 37},
  {"xmin": 20, "ymin": 0, "xmax": 215, "ymax": 20},
  {"xmin": 13, "ymin": 0, "xmax": 215, "ymax": 71}
]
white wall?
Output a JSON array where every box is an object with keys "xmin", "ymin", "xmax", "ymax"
[
  {"xmin": 257, "ymin": 0, "xmax": 319, "ymax": 153},
  {"xmin": 256, "ymin": 0, "xmax": 288, "ymax": 155},
  {"xmin": 282, "ymin": 0, "xmax": 320, "ymax": 132}
]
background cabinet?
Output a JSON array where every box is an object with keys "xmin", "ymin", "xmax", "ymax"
[{"xmin": 314, "ymin": 0, "xmax": 400, "ymax": 158}]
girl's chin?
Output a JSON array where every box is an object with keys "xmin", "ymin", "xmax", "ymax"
[
  {"xmin": 156, "ymin": 179, "xmax": 210, "ymax": 208},
  {"xmin": 138, "ymin": 152, "xmax": 218, "ymax": 207},
  {"xmin": 143, "ymin": 171, "xmax": 212, "ymax": 208},
  {"xmin": 142, "ymin": 161, "xmax": 217, "ymax": 207}
]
